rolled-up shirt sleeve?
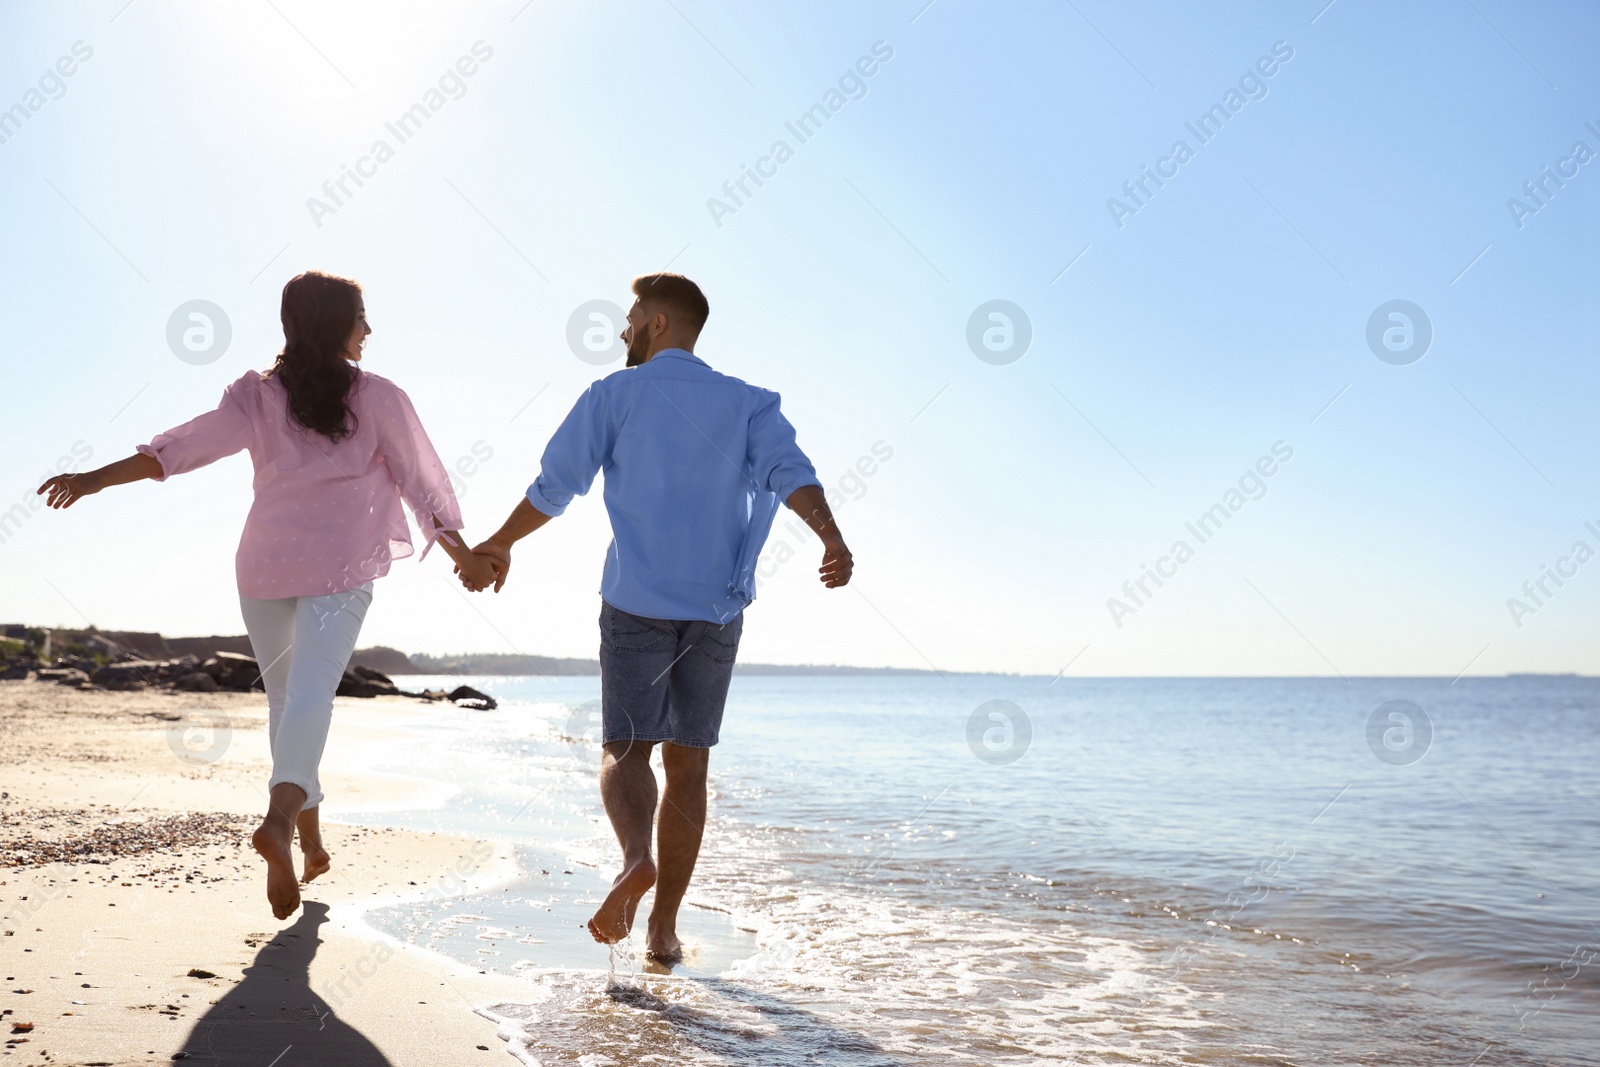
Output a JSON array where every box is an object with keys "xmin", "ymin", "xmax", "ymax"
[
  {"xmin": 375, "ymin": 379, "xmax": 463, "ymax": 560},
  {"xmin": 137, "ymin": 378, "xmax": 253, "ymax": 480},
  {"xmin": 527, "ymin": 384, "xmax": 613, "ymax": 517},
  {"xmin": 746, "ymin": 390, "xmax": 819, "ymax": 501}
]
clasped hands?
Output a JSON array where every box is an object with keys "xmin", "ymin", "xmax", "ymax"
[{"xmin": 453, "ymin": 539, "xmax": 511, "ymax": 593}]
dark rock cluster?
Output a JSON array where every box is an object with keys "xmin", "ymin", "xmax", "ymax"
[
  {"xmin": 1, "ymin": 649, "xmax": 496, "ymax": 709},
  {"xmin": 12, "ymin": 651, "xmax": 262, "ymax": 693},
  {"xmin": 337, "ymin": 665, "xmax": 496, "ymax": 707}
]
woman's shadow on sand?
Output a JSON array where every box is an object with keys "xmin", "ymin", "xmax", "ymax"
[{"xmin": 176, "ymin": 902, "xmax": 393, "ymax": 1066}]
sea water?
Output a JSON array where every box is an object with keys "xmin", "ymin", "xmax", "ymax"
[{"xmin": 336, "ymin": 674, "xmax": 1600, "ymax": 1065}]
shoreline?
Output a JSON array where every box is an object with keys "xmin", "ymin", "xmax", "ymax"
[{"xmin": 0, "ymin": 679, "xmax": 535, "ymax": 1064}]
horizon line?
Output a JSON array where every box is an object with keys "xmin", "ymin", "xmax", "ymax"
[{"xmin": 5, "ymin": 625, "xmax": 1592, "ymax": 681}]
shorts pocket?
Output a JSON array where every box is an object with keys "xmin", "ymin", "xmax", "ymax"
[
  {"xmin": 696, "ymin": 615, "xmax": 743, "ymax": 665},
  {"xmin": 605, "ymin": 606, "xmax": 673, "ymax": 652}
]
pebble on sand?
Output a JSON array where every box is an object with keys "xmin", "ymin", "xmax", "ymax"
[{"xmin": 3, "ymin": 807, "xmax": 250, "ymax": 868}]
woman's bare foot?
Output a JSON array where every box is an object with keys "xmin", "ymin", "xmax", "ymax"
[
  {"xmin": 300, "ymin": 846, "xmax": 331, "ymax": 884},
  {"xmin": 251, "ymin": 821, "xmax": 301, "ymax": 920},
  {"xmin": 587, "ymin": 858, "xmax": 656, "ymax": 944},
  {"xmin": 295, "ymin": 806, "xmax": 327, "ymax": 884}
]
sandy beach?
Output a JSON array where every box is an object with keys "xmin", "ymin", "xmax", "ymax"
[{"xmin": 0, "ymin": 678, "xmax": 534, "ymax": 1066}]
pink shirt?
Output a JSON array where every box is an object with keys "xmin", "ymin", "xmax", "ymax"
[{"xmin": 138, "ymin": 369, "xmax": 463, "ymax": 600}]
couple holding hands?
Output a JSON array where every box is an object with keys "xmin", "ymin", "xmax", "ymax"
[{"xmin": 37, "ymin": 269, "xmax": 851, "ymax": 962}]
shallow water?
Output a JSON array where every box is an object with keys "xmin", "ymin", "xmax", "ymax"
[{"xmin": 340, "ymin": 674, "xmax": 1600, "ymax": 1065}]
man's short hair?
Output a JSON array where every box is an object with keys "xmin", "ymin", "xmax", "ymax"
[{"xmin": 632, "ymin": 273, "xmax": 709, "ymax": 337}]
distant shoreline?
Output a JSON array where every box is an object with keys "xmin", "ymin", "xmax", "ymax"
[
  {"xmin": 1, "ymin": 623, "xmax": 999, "ymax": 679},
  {"xmin": 2, "ymin": 624, "xmax": 1590, "ymax": 680}
]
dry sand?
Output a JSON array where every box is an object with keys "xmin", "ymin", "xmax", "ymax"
[{"xmin": 0, "ymin": 679, "xmax": 535, "ymax": 1065}]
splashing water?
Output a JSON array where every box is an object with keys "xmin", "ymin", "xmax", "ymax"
[{"xmin": 604, "ymin": 938, "xmax": 640, "ymax": 997}]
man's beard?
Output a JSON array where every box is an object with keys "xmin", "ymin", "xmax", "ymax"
[{"xmin": 624, "ymin": 332, "xmax": 650, "ymax": 367}]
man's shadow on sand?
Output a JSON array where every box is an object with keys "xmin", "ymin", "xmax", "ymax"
[{"xmin": 176, "ymin": 902, "xmax": 392, "ymax": 1066}]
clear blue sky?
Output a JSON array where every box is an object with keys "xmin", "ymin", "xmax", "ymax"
[{"xmin": 2, "ymin": 0, "xmax": 1596, "ymax": 676}]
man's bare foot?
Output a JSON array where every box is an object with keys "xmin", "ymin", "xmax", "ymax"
[
  {"xmin": 251, "ymin": 822, "xmax": 301, "ymax": 920},
  {"xmin": 644, "ymin": 927, "xmax": 683, "ymax": 964},
  {"xmin": 586, "ymin": 859, "xmax": 656, "ymax": 944},
  {"xmin": 300, "ymin": 846, "xmax": 331, "ymax": 884}
]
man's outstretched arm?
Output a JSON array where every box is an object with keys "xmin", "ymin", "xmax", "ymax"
[
  {"xmin": 786, "ymin": 484, "xmax": 852, "ymax": 588},
  {"xmin": 471, "ymin": 383, "xmax": 612, "ymax": 592},
  {"xmin": 472, "ymin": 498, "xmax": 555, "ymax": 592}
]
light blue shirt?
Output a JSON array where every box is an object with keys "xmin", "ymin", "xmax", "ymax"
[{"xmin": 526, "ymin": 349, "xmax": 820, "ymax": 623}]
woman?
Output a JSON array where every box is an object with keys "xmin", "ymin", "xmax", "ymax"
[{"xmin": 37, "ymin": 271, "xmax": 496, "ymax": 920}]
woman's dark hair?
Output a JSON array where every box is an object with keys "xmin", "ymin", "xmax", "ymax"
[{"xmin": 270, "ymin": 271, "xmax": 362, "ymax": 442}]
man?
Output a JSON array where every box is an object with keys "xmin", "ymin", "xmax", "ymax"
[{"xmin": 470, "ymin": 273, "xmax": 851, "ymax": 962}]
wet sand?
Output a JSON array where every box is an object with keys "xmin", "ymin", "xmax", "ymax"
[{"xmin": 0, "ymin": 679, "xmax": 531, "ymax": 1065}]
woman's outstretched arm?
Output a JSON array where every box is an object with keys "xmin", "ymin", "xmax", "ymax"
[
  {"xmin": 37, "ymin": 452, "xmax": 164, "ymax": 509},
  {"xmin": 43, "ymin": 376, "xmax": 254, "ymax": 510}
]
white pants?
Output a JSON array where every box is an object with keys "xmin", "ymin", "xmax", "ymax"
[{"xmin": 239, "ymin": 583, "xmax": 373, "ymax": 810}]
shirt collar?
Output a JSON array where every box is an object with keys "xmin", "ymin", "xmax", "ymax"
[{"xmin": 646, "ymin": 348, "xmax": 707, "ymax": 368}]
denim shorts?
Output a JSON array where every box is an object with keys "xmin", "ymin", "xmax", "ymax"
[{"xmin": 598, "ymin": 599, "xmax": 743, "ymax": 748}]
